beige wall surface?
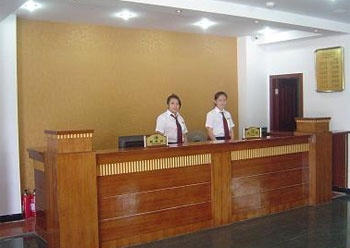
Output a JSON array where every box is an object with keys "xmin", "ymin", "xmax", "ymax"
[{"xmin": 17, "ymin": 19, "xmax": 238, "ymax": 189}]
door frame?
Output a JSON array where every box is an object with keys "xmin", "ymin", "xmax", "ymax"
[{"xmin": 269, "ymin": 73, "xmax": 304, "ymax": 132}]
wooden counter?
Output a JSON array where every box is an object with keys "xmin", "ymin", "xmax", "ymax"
[{"xmin": 28, "ymin": 131, "xmax": 332, "ymax": 248}]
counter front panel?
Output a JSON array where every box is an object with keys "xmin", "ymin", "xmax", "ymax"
[
  {"xmin": 28, "ymin": 134, "xmax": 325, "ymax": 248},
  {"xmin": 97, "ymin": 153, "xmax": 213, "ymax": 247}
]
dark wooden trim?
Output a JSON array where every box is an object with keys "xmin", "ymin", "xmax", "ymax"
[
  {"xmin": 44, "ymin": 129, "xmax": 94, "ymax": 135},
  {"xmin": 332, "ymin": 131, "xmax": 349, "ymax": 188},
  {"xmin": 0, "ymin": 214, "xmax": 23, "ymax": 223},
  {"xmin": 27, "ymin": 147, "xmax": 45, "ymax": 162}
]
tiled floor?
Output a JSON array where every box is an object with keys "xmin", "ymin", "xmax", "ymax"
[
  {"xmin": 0, "ymin": 234, "xmax": 46, "ymax": 248},
  {"xmin": 1, "ymin": 195, "xmax": 349, "ymax": 248},
  {"xmin": 0, "ymin": 217, "xmax": 45, "ymax": 248},
  {"xmin": 132, "ymin": 195, "xmax": 350, "ymax": 248},
  {"xmin": 0, "ymin": 218, "xmax": 35, "ymax": 238}
]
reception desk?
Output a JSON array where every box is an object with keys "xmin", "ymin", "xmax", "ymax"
[{"xmin": 28, "ymin": 130, "xmax": 331, "ymax": 248}]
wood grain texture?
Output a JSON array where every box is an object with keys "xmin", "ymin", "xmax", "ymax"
[
  {"xmin": 28, "ymin": 134, "xmax": 316, "ymax": 248},
  {"xmin": 98, "ymin": 164, "xmax": 211, "ymax": 197},
  {"xmin": 308, "ymin": 133, "xmax": 332, "ymax": 204},
  {"xmin": 40, "ymin": 151, "xmax": 99, "ymax": 248},
  {"xmin": 232, "ymin": 184, "xmax": 308, "ymax": 214},
  {"xmin": 231, "ymin": 199, "xmax": 308, "ymax": 222},
  {"xmin": 43, "ymin": 152, "xmax": 59, "ymax": 248},
  {"xmin": 100, "ymin": 220, "xmax": 213, "ymax": 248},
  {"xmin": 332, "ymin": 132, "xmax": 348, "ymax": 188},
  {"xmin": 96, "ymin": 135, "xmax": 310, "ymax": 164},
  {"xmin": 98, "ymin": 163, "xmax": 213, "ymax": 245},
  {"xmin": 232, "ymin": 167, "xmax": 309, "ymax": 197},
  {"xmin": 27, "ymin": 147, "xmax": 45, "ymax": 162},
  {"xmin": 55, "ymin": 152, "xmax": 99, "ymax": 248},
  {"xmin": 34, "ymin": 169, "xmax": 46, "ymax": 231},
  {"xmin": 211, "ymin": 152, "xmax": 232, "ymax": 226},
  {"xmin": 99, "ymin": 202, "xmax": 212, "ymax": 242},
  {"xmin": 99, "ymin": 183, "xmax": 210, "ymax": 219},
  {"xmin": 231, "ymin": 152, "xmax": 309, "ymax": 222},
  {"xmin": 45, "ymin": 129, "xmax": 93, "ymax": 153},
  {"xmin": 96, "ymin": 136, "xmax": 310, "ymax": 247},
  {"xmin": 232, "ymin": 152, "xmax": 309, "ymax": 178}
]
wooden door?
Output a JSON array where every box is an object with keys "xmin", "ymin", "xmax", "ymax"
[{"xmin": 270, "ymin": 74, "xmax": 303, "ymax": 132}]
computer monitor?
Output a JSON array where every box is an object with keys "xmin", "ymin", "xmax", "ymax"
[{"xmin": 118, "ymin": 135, "xmax": 145, "ymax": 148}]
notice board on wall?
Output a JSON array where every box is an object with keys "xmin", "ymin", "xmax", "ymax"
[{"xmin": 315, "ymin": 46, "xmax": 344, "ymax": 92}]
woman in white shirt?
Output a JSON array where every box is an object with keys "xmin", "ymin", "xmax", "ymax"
[
  {"xmin": 155, "ymin": 94, "xmax": 188, "ymax": 144},
  {"xmin": 205, "ymin": 91, "xmax": 234, "ymax": 141}
]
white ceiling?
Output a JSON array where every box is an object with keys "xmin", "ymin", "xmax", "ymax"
[{"xmin": 4, "ymin": 0, "xmax": 350, "ymax": 43}]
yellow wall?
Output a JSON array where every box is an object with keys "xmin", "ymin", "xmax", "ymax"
[{"xmin": 17, "ymin": 19, "xmax": 238, "ymax": 189}]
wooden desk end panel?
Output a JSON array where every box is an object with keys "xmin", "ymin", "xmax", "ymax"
[
  {"xmin": 29, "ymin": 150, "xmax": 58, "ymax": 245},
  {"xmin": 29, "ymin": 148, "xmax": 48, "ymax": 241},
  {"xmin": 34, "ymin": 169, "xmax": 47, "ymax": 233},
  {"xmin": 309, "ymin": 133, "xmax": 333, "ymax": 204},
  {"xmin": 44, "ymin": 153, "xmax": 60, "ymax": 248},
  {"xmin": 332, "ymin": 132, "xmax": 348, "ymax": 189},
  {"xmin": 55, "ymin": 152, "xmax": 99, "ymax": 248},
  {"xmin": 42, "ymin": 151, "xmax": 99, "ymax": 248}
]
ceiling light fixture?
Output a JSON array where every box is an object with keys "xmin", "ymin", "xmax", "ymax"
[
  {"xmin": 176, "ymin": 9, "xmax": 182, "ymax": 14},
  {"xmin": 193, "ymin": 18, "xmax": 216, "ymax": 30},
  {"xmin": 21, "ymin": 0, "xmax": 41, "ymax": 12},
  {"xmin": 258, "ymin": 27, "xmax": 276, "ymax": 35},
  {"xmin": 114, "ymin": 10, "xmax": 137, "ymax": 21},
  {"xmin": 265, "ymin": 1, "xmax": 275, "ymax": 8}
]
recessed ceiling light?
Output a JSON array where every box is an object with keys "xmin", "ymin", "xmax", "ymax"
[
  {"xmin": 21, "ymin": 0, "xmax": 41, "ymax": 12},
  {"xmin": 258, "ymin": 27, "xmax": 275, "ymax": 35},
  {"xmin": 193, "ymin": 18, "xmax": 216, "ymax": 30},
  {"xmin": 266, "ymin": 1, "xmax": 275, "ymax": 8},
  {"xmin": 254, "ymin": 20, "xmax": 259, "ymax": 24},
  {"xmin": 176, "ymin": 9, "xmax": 182, "ymax": 14},
  {"xmin": 114, "ymin": 10, "xmax": 137, "ymax": 21}
]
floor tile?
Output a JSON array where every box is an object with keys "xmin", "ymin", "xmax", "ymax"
[{"xmin": 1, "ymin": 195, "xmax": 350, "ymax": 248}]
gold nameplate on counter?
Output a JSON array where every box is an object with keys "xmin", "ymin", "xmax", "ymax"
[
  {"xmin": 243, "ymin": 127, "xmax": 262, "ymax": 139},
  {"xmin": 315, "ymin": 46, "xmax": 344, "ymax": 92},
  {"xmin": 144, "ymin": 133, "xmax": 168, "ymax": 147}
]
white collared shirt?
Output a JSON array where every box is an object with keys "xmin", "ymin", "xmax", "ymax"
[
  {"xmin": 155, "ymin": 110, "xmax": 188, "ymax": 143},
  {"xmin": 205, "ymin": 107, "xmax": 234, "ymax": 137}
]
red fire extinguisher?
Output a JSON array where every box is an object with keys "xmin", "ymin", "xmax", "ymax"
[
  {"xmin": 30, "ymin": 189, "xmax": 36, "ymax": 217},
  {"xmin": 22, "ymin": 189, "xmax": 31, "ymax": 218}
]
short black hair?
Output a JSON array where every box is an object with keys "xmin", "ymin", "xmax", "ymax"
[
  {"xmin": 167, "ymin": 93, "xmax": 182, "ymax": 107},
  {"xmin": 214, "ymin": 91, "xmax": 227, "ymax": 100}
]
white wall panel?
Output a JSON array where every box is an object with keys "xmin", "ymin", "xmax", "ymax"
[
  {"xmin": 0, "ymin": 15, "xmax": 21, "ymax": 216},
  {"xmin": 238, "ymin": 34, "xmax": 350, "ymax": 189}
]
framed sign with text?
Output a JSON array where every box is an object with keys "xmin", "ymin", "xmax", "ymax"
[{"xmin": 315, "ymin": 46, "xmax": 344, "ymax": 92}]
